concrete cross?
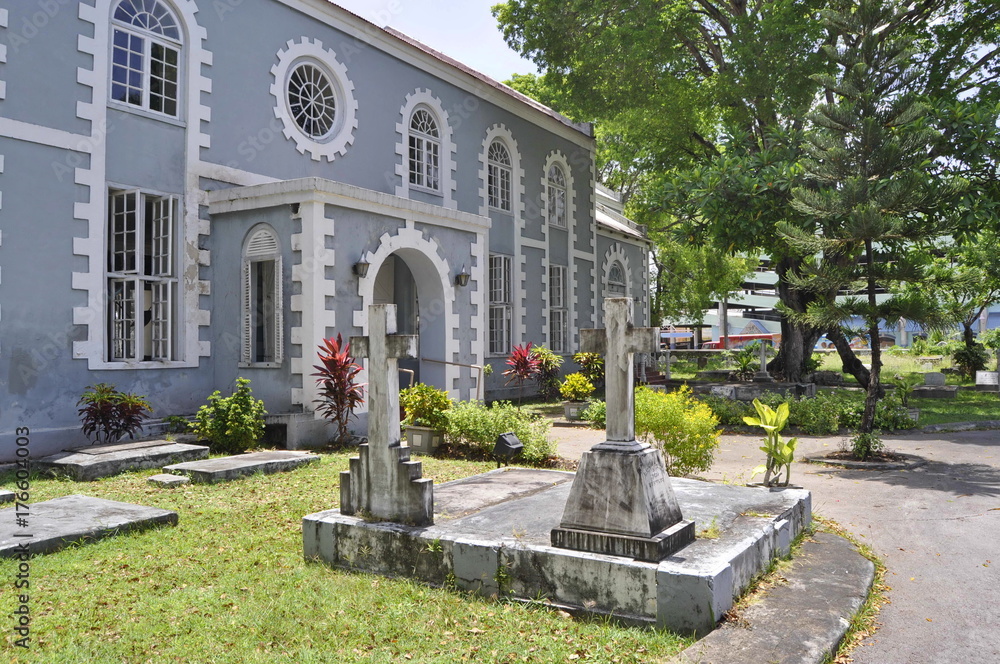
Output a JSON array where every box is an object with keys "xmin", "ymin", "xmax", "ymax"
[
  {"xmin": 580, "ymin": 298, "xmax": 658, "ymax": 446},
  {"xmin": 350, "ymin": 304, "xmax": 417, "ymax": 465}
]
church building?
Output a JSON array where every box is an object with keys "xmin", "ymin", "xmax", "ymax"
[{"xmin": 0, "ymin": 0, "xmax": 650, "ymax": 459}]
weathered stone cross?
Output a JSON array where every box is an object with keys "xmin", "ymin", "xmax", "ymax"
[
  {"xmin": 580, "ymin": 298, "xmax": 658, "ymax": 447},
  {"xmin": 340, "ymin": 304, "xmax": 433, "ymax": 526},
  {"xmin": 552, "ymin": 297, "xmax": 694, "ymax": 561}
]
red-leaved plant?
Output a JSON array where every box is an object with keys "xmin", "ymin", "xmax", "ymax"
[
  {"xmin": 313, "ymin": 334, "xmax": 365, "ymax": 444},
  {"xmin": 78, "ymin": 383, "xmax": 152, "ymax": 445},
  {"xmin": 503, "ymin": 342, "xmax": 541, "ymax": 406}
]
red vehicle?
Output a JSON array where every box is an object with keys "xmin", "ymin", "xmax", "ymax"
[{"xmin": 702, "ymin": 333, "xmax": 779, "ymax": 349}]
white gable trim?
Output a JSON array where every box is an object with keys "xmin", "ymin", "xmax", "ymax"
[{"xmin": 394, "ymin": 88, "xmax": 457, "ymax": 209}]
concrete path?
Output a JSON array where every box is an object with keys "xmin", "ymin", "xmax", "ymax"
[{"xmin": 548, "ymin": 425, "xmax": 1000, "ymax": 663}]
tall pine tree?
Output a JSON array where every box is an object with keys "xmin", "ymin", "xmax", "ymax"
[{"xmin": 783, "ymin": 0, "xmax": 953, "ymax": 455}]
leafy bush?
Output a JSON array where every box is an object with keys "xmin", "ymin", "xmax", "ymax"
[
  {"xmin": 634, "ymin": 386, "xmax": 720, "ymax": 477},
  {"xmin": 952, "ymin": 344, "xmax": 989, "ymax": 379},
  {"xmin": 530, "ymin": 345, "xmax": 564, "ymax": 401},
  {"xmin": 400, "ymin": 383, "xmax": 451, "ymax": 430},
  {"xmin": 77, "ymin": 383, "xmax": 152, "ymax": 444},
  {"xmin": 572, "ymin": 352, "xmax": 605, "ymax": 386},
  {"xmin": 804, "ymin": 352, "xmax": 823, "ymax": 374},
  {"xmin": 559, "ymin": 373, "xmax": 595, "ymax": 402},
  {"xmin": 581, "ymin": 399, "xmax": 606, "ymax": 429},
  {"xmin": 698, "ymin": 395, "xmax": 754, "ymax": 427},
  {"xmin": 444, "ymin": 401, "xmax": 554, "ymax": 464},
  {"xmin": 191, "ymin": 378, "xmax": 267, "ymax": 454},
  {"xmin": 850, "ymin": 431, "xmax": 884, "ymax": 460},
  {"xmin": 313, "ymin": 334, "xmax": 365, "ymax": 444},
  {"xmin": 787, "ymin": 393, "xmax": 842, "ymax": 435}
]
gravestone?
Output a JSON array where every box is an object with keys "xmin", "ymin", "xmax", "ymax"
[
  {"xmin": 551, "ymin": 298, "xmax": 695, "ymax": 561},
  {"xmin": 339, "ymin": 304, "xmax": 433, "ymax": 526},
  {"xmin": 753, "ymin": 341, "xmax": 774, "ymax": 383},
  {"xmin": 924, "ymin": 372, "xmax": 947, "ymax": 387}
]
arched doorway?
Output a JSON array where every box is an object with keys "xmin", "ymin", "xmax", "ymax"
[{"xmin": 365, "ymin": 248, "xmax": 449, "ymax": 393}]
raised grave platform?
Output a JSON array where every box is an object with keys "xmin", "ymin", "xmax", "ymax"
[
  {"xmin": 0, "ymin": 490, "xmax": 13, "ymax": 504},
  {"xmin": 304, "ymin": 468, "xmax": 811, "ymax": 635},
  {"xmin": 164, "ymin": 450, "xmax": 320, "ymax": 483},
  {"xmin": 0, "ymin": 495, "xmax": 178, "ymax": 557},
  {"xmin": 35, "ymin": 439, "xmax": 209, "ymax": 481}
]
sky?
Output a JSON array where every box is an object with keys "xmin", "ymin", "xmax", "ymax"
[{"xmin": 329, "ymin": 0, "xmax": 540, "ymax": 83}]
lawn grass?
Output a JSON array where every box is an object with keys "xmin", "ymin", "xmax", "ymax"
[
  {"xmin": 0, "ymin": 454, "xmax": 692, "ymax": 663},
  {"xmin": 911, "ymin": 389, "xmax": 1000, "ymax": 426}
]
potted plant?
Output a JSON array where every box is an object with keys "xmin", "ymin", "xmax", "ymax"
[
  {"xmin": 744, "ymin": 398, "xmax": 799, "ymax": 488},
  {"xmin": 559, "ymin": 373, "xmax": 595, "ymax": 421},
  {"xmin": 400, "ymin": 383, "xmax": 451, "ymax": 454}
]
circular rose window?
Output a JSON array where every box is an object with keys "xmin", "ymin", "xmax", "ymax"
[{"xmin": 287, "ymin": 62, "xmax": 337, "ymax": 140}]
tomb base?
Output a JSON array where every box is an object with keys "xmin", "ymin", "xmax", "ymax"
[
  {"xmin": 551, "ymin": 519, "xmax": 694, "ymax": 562},
  {"xmin": 552, "ymin": 442, "xmax": 694, "ymax": 561},
  {"xmin": 340, "ymin": 443, "xmax": 433, "ymax": 526}
]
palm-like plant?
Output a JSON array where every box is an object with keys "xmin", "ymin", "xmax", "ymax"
[
  {"xmin": 503, "ymin": 342, "xmax": 541, "ymax": 406},
  {"xmin": 313, "ymin": 334, "xmax": 365, "ymax": 444},
  {"xmin": 745, "ymin": 398, "xmax": 798, "ymax": 487}
]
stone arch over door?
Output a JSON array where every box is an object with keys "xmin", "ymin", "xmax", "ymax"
[{"xmin": 354, "ymin": 223, "xmax": 458, "ymax": 397}]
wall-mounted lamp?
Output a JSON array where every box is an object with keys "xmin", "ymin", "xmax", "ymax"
[
  {"xmin": 455, "ymin": 265, "xmax": 471, "ymax": 288},
  {"xmin": 353, "ymin": 258, "xmax": 370, "ymax": 278}
]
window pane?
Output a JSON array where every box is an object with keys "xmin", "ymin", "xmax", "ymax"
[
  {"xmin": 251, "ymin": 260, "xmax": 277, "ymax": 363},
  {"xmin": 109, "ymin": 191, "xmax": 138, "ymax": 273},
  {"xmin": 149, "ymin": 282, "xmax": 171, "ymax": 360},
  {"xmin": 110, "ymin": 279, "xmax": 137, "ymax": 360},
  {"xmin": 149, "ymin": 43, "xmax": 179, "ymax": 117}
]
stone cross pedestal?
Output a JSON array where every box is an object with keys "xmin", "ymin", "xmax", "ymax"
[
  {"xmin": 339, "ymin": 304, "xmax": 433, "ymax": 526},
  {"xmin": 552, "ymin": 298, "xmax": 694, "ymax": 561},
  {"xmin": 754, "ymin": 341, "xmax": 774, "ymax": 383}
]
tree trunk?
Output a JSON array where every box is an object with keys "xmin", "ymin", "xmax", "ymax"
[
  {"xmin": 769, "ymin": 256, "xmax": 823, "ymax": 382},
  {"xmin": 827, "ymin": 327, "xmax": 873, "ymax": 389},
  {"xmin": 963, "ymin": 321, "xmax": 976, "ymax": 350},
  {"xmin": 860, "ymin": 238, "xmax": 883, "ymax": 438}
]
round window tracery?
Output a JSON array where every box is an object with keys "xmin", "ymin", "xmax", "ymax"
[
  {"xmin": 270, "ymin": 38, "xmax": 358, "ymax": 161},
  {"xmin": 287, "ymin": 62, "xmax": 338, "ymax": 140}
]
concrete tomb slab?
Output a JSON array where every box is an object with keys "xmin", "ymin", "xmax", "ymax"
[
  {"xmin": 0, "ymin": 490, "xmax": 14, "ymax": 504},
  {"xmin": 148, "ymin": 473, "xmax": 191, "ymax": 487},
  {"xmin": 303, "ymin": 468, "xmax": 811, "ymax": 635},
  {"xmin": 163, "ymin": 450, "xmax": 319, "ymax": 483},
  {"xmin": 35, "ymin": 441, "xmax": 209, "ymax": 481},
  {"xmin": 0, "ymin": 495, "xmax": 178, "ymax": 557},
  {"xmin": 924, "ymin": 372, "xmax": 947, "ymax": 386}
]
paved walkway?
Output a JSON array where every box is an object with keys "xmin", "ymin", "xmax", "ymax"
[{"xmin": 548, "ymin": 425, "xmax": 1000, "ymax": 663}]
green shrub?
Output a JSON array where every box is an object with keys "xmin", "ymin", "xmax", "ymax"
[
  {"xmin": 444, "ymin": 401, "xmax": 554, "ymax": 463},
  {"xmin": 581, "ymin": 399, "xmax": 606, "ymax": 429},
  {"xmin": 699, "ymin": 395, "xmax": 754, "ymax": 426},
  {"xmin": 559, "ymin": 373, "xmax": 595, "ymax": 402},
  {"xmin": 850, "ymin": 431, "xmax": 884, "ymax": 460},
  {"xmin": 400, "ymin": 383, "xmax": 451, "ymax": 430},
  {"xmin": 788, "ymin": 393, "xmax": 842, "ymax": 435},
  {"xmin": 572, "ymin": 352, "xmax": 605, "ymax": 386},
  {"xmin": 634, "ymin": 386, "xmax": 720, "ymax": 477},
  {"xmin": 191, "ymin": 378, "xmax": 267, "ymax": 454},
  {"xmin": 952, "ymin": 344, "xmax": 989, "ymax": 379},
  {"xmin": 531, "ymin": 345, "xmax": 564, "ymax": 401}
]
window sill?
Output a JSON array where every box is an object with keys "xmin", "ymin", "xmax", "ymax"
[
  {"xmin": 108, "ymin": 101, "xmax": 187, "ymax": 128},
  {"xmin": 91, "ymin": 359, "xmax": 193, "ymax": 370},
  {"xmin": 238, "ymin": 362, "xmax": 282, "ymax": 369},
  {"xmin": 410, "ymin": 184, "xmax": 443, "ymax": 196}
]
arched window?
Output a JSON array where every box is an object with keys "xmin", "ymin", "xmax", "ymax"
[
  {"xmin": 242, "ymin": 226, "xmax": 283, "ymax": 366},
  {"xmin": 607, "ymin": 262, "xmax": 627, "ymax": 296},
  {"xmin": 488, "ymin": 140, "xmax": 512, "ymax": 212},
  {"xmin": 111, "ymin": 0, "xmax": 182, "ymax": 117},
  {"xmin": 546, "ymin": 164, "xmax": 567, "ymax": 228},
  {"xmin": 408, "ymin": 108, "xmax": 440, "ymax": 191}
]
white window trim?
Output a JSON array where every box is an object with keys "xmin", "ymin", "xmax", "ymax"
[
  {"xmin": 602, "ymin": 244, "xmax": 633, "ymax": 300},
  {"xmin": 395, "ymin": 89, "xmax": 457, "ymax": 207},
  {"xmin": 546, "ymin": 165, "xmax": 568, "ymax": 229},
  {"xmin": 269, "ymin": 37, "xmax": 358, "ymax": 162},
  {"xmin": 488, "ymin": 253, "xmax": 513, "ymax": 357},
  {"xmin": 487, "ymin": 140, "xmax": 513, "ymax": 212},
  {"xmin": 240, "ymin": 225, "xmax": 284, "ymax": 368},
  {"xmin": 408, "ymin": 107, "xmax": 441, "ymax": 193},
  {"xmin": 106, "ymin": 187, "xmax": 179, "ymax": 365},
  {"xmin": 108, "ymin": 13, "xmax": 183, "ymax": 119},
  {"xmin": 549, "ymin": 264, "xmax": 568, "ymax": 354}
]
